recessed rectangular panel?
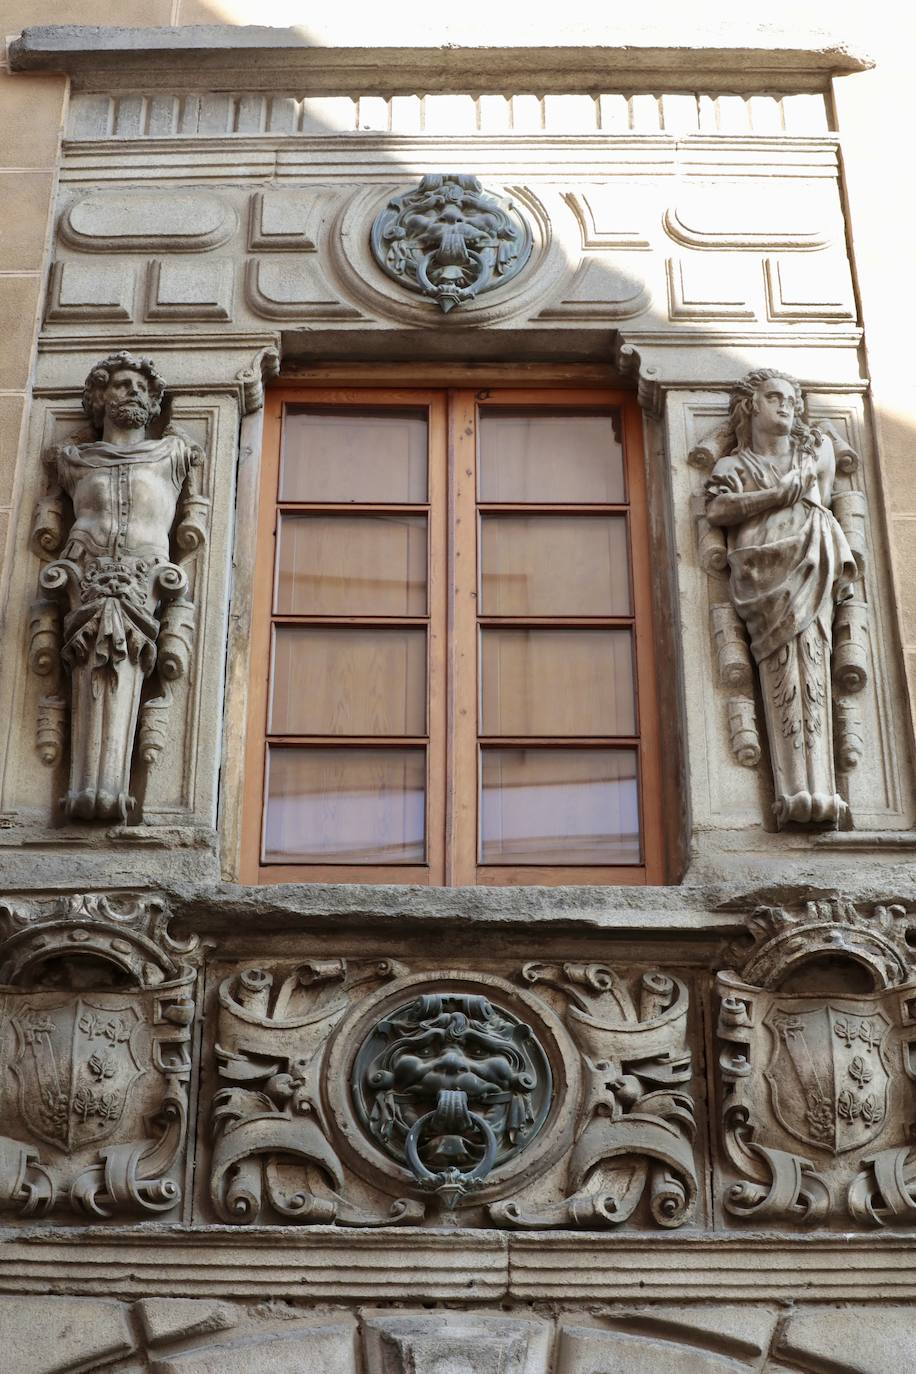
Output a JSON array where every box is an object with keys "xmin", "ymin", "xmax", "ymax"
[
  {"xmin": 480, "ymin": 747, "xmax": 640, "ymax": 864},
  {"xmin": 480, "ymin": 514, "xmax": 631, "ymax": 616},
  {"xmin": 478, "ymin": 408, "xmax": 625, "ymax": 503},
  {"xmin": 270, "ymin": 626, "xmax": 427, "ymax": 736},
  {"xmin": 280, "ymin": 406, "xmax": 428, "ymax": 503},
  {"xmin": 275, "ymin": 513, "xmax": 428, "ymax": 616},
  {"xmin": 480, "ymin": 628, "xmax": 635, "ymax": 736},
  {"xmin": 263, "ymin": 746, "xmax": 426, "ymax": 863}
]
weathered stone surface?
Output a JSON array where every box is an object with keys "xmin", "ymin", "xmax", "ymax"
[
  {"xmin": 137, "ymin": 1297, "xmax": 238, "ymax": 1346},
  {"xmin": 556, "ymin": 1325, "xmax": 746, "ymax": 1374},
  {"xmin": 28, "ymin": 351, "xmax": 206, "ymax": 823},
  {"xmin": 0, "ymin": 1296, "xmax": 135, "ymax": 1373},
  {"xmin": 151, "ymin": 1322, "xmax": 356, "ymax": 1374},
  {"xmin": 0, "ymin": 892, "xmax": 199, "ymax": 1222},
  {"xmin": 604, "ymin": 1305, "xmax": 777, "ymax": 1359},
  {"xmin": 8, "ymin": 25, "xmax": 873, "ymax": 81},
  {"xmin": 775, "ymin": 1305, "xmax": 916, "ymax": 1372},
  {"xmin": 60, "ymin": 191, "xmax": 237, "ymax": 253}
]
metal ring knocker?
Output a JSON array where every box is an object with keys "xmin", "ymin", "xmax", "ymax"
[{"xmin": 404, "ymin": 1088, "xmax": 499, "ymax": 1209}]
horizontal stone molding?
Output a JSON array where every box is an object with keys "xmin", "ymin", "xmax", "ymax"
[
  {"xmin": 65, "ymin": 90, "xmax": 834, "ymax": 141},
  {"xmin": 0, "ymin": 1230, "xmax": 914, "ymax": 1300},
  {"xmin": 55, "ymin": 137, "xmax": 844, "ymax": 196}
]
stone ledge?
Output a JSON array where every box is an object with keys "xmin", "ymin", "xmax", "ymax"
[
  {"xmin": 8, "ymin": 26, "xmax": 872, "ymax": 91},
  {"xmin": 1, "ymin": 1228, "xmax": 913, "ymax": 1301}
]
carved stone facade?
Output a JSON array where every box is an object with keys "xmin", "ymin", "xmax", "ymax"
[
  {"xmin": 0, "ymin": 892, "xmax": 198, "ymax": 1220},
  {"xmin": 717, "ymin": 899, "xmax": 916, "ymax": 1226},
  {"xmin": 28, "ymin": 353, "xmax": 207, "ymax": 823},
  {"xmin": 369, "ymin": 174, "xmax": 532, "ymax": 313},
  {"xmin": 206, "ymin": 959, "xmax": 695, "ymax": 1230},
  {"xmin": 0, "ymin": 16, "xmax": 914, "ymax": 1374},
  {"xmin": 696, "ymin": 371, "xmax": 866, "ymax": 829}
]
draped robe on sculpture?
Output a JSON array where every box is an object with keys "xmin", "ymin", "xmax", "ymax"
[{"xmin": 706, "ymin": 439, "xmax": 856, "ymax": 825}]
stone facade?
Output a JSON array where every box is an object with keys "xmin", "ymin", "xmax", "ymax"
[{"xmin": 1, "ymin": 11, "xmax": 916, "ymax": 1373}]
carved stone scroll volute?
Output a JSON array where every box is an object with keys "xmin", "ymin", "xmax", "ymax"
[
  {"xmin": 209, "ymin": 958, "xmax": 425, "ymax": 1226},
  {"xmin": 716, "ymin": 899, "xmax": 916, "ymax": 1226},
  {"xmin": 27, "ymin": 352, "xmax": 208, "ymax": 823},
  {"xmin": 0, "ymin": 893, "xmax": 199, "ymax": 1221},
  {"xmin": 490, "ymin": 963, "xmax": 698, "ymax": 1229}
]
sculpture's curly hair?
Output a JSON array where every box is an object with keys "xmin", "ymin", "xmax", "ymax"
[
  {"xmin": 81, "ymin": 351, "xmax": 165, "ymax": 431},
  {"xmin": 725, "ymin": 367, "xmax": 820, "ymax": 457}
]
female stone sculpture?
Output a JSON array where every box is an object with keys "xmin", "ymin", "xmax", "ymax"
[
  {"xmin": 30, "ymin": 352, "xmax": 204, "ymax": 822},
  {"xmin": 704, "ymin": 369, "xmax": 858, "ymax": 827}
]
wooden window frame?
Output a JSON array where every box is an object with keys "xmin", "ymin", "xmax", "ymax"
[{"xmin": 241, "ymin": 372, "xmax": 664, "ymax": 886}]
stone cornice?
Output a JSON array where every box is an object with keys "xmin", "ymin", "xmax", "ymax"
[{"xmin": 9, "ymin": 25, "xmax": 872, "ymax": 92}]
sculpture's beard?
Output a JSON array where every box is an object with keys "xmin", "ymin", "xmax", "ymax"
[{"xmin": 107, "ymin": 399, "xmax": 152, "ymax": 430}]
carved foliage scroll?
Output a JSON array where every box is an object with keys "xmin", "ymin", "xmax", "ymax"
[
  {"xmin": 0, "ymin": 893, "xmax": 198, "ymax": 1221},
  {"xmin": 206, "ymin": 961, "xmax": 697, "ymax": 1231},
  {"xmin": 209, "ymin": 959, "xmax": 424, "ymax": 1226},
  {"xmin": 491, "ymin": 963, "xmax": 698, "ymax": 1229}
]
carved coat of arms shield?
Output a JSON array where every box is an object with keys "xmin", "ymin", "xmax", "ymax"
[
  {"xmin": 764, "ymin": 1001, "xmax": 891, "ymax": 1155},
  {"xmin": 10, "ymin": 997, "xmax": 144, "ymax": 1152}
]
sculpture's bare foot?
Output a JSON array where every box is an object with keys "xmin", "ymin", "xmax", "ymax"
[
  {"xmin": 65, "ymin": 788, "xmax": 98, "ymax": 820},
  {"xmin": 94, "ymin": 790, "xmax": 132, "ymax": 822},
  {"xmin": 774, "ymin": 791, "xmax": 849, "ymax": 827}
]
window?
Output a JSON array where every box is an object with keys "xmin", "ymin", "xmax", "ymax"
[{"xmin": 242, "ymin": 381, "xmax": 663, "ymax": 885}]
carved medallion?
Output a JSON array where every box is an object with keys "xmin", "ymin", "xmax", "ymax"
[
  {"xmin": 370, "ymin": 174, "xmax": 532, "ymax": 313},
  {"xmin": 351, "ymin": 992, "xmax": 552, "ymax": 1207}
]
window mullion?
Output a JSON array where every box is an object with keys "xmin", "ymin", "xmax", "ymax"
[{"xmin": 447, "ymin": 391, "xmax": 480, "ymax": 887}]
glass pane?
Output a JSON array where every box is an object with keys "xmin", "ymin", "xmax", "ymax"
[
  {"xmin": 480, "ymin": 628, "xmax": 635, "ymax": 736},
  {"xmin": 280, "ymin": 406, "xmax": 428, "ymax": 503},
  {"xmin": 276, "ymin": 513, "xmax": 427, "ymax": 616},
  {"xmin": 270, "ymin": 626, "xmax": 427, "ymax": 736},
  {"xmin": 480, "ymin": 515, "xmax": 631, "ymax": 616},
  {"xmin": 478, "ymin": 409, "xmax": 625, "ymax": 503},
  {"xmin": 480, "ymin": 748, "xmax": 640, "ymax": 865},
  {"xmin": 264, "ymin": 747, "xmax": 425, "ymax": 863}
]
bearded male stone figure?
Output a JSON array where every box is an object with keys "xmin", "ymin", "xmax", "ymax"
[
  {"xmin": 705, "ymin": 370, "xmax": 857, "ymax": 827},
  {"xmin": 31, "ymin": 353, "xmax": 202, "ymax": 822}
]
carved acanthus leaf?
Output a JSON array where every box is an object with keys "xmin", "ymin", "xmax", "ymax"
[{"xmin": 493, "ymin": 965, "xmax": 697, "ymax": 1229}]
